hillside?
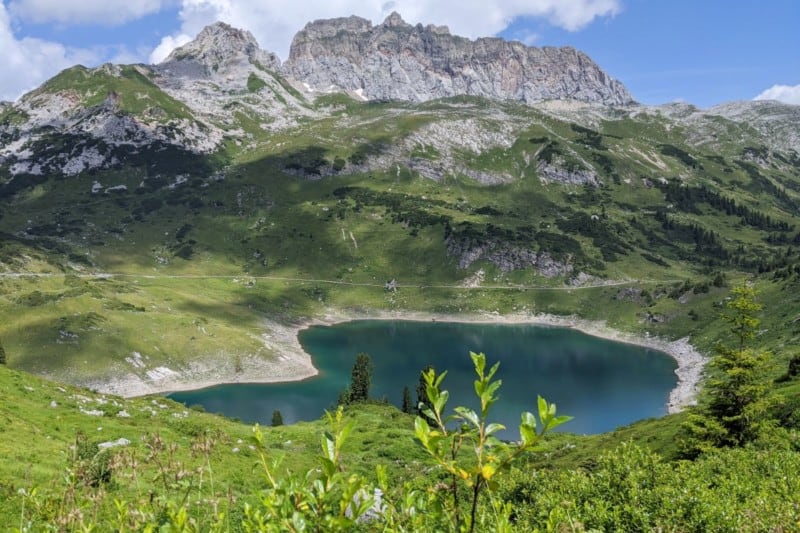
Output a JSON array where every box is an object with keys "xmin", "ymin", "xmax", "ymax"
[{"xmin": 1, "ymin": 15, "xmax": 800, "ymax": 530}]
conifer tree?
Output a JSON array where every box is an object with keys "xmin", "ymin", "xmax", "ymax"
[
  {"xmin": 401, "ymin": 385, "xmax": 412, "ymax": 414},
  {"xmin": 349, "ymin": 352, "xmax": 373, "ymax": 403},
  {"xmin": 339, "ymin": 352, "xmax": 374, "ymax": 405},
  {"xmin": 681, "ymin": 284, "xmax": 772, "ymax": 455}
]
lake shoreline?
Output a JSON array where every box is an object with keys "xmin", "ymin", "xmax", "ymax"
[{"xmin": 95, "ymin": 309, "xmax": 705, "ymax": 413}]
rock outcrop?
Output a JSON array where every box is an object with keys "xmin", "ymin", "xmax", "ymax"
[
  {"xmin": 284, "ymin": 12, "xmax": 633, "ymax": 106},
  {"xmin": 157, "ymin": 22, "xmax": 280, "ymax": 80},
  {"xmin": 445, "ymin": 234, "xmax": 573, "ymax": 277},
  {"xmin": 153, "ymin": 22, "xmax": 312, "ymax": 131}
]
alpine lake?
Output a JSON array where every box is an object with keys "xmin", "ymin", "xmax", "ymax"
[{"xmin": 168, "ymin": 320, "xmax": 678, "ymax": 436}]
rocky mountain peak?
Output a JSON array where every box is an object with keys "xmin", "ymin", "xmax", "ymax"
[
  {"xmin": 283, "ymin": 13, "xmax": 634, "ymax": 106},
  {"xmin": 298, "ymin": 15, "xmax": 372, "ymax": 39},
  {"xmin": 382, "ymin": 11, "xmax": 409, "ymax": 28},
  {"xmin": 158, "ymin": 21, "xmax": 280, "ymax": 78}
]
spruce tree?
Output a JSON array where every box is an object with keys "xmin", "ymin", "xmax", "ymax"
[
  {"xmin": 349, "ymin": 352, "xmax": 373, "ymax": 403},
  {"xmin": 271, "ymin": 409, "xmax": 284, "ymax": 427},
  {"xmin": 401, "ymin": 385, "xmax": 412, "ymax": 414},
  {"xmin": 681, "ymin": 284, "xmax": 772, "ymax": 455},
  {"xmin": 339, "ymin": 352, "xmax": 373, "ymax": 405}
]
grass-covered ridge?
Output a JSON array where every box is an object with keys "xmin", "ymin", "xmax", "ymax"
[{"xmin": 36, "ymin": 64, "xmax": 195, "ymax": 121}]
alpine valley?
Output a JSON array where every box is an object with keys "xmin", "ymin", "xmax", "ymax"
[{"xmin": 2, "ymin": 13, "xmax": 800, "ymax": 531}]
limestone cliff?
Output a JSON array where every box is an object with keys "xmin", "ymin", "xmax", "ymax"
[{"xmin": 283, "ymin": 12, "xmax": 633, "ymax": 106}]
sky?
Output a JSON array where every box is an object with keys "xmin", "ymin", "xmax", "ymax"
[{"xmin": 1, "ymin": 0, "xmax": 798, "ymax": 108}]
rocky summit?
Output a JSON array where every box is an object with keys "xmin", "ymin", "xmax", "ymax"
[
  {"xmin": 283, "ymin": 12, "xmax": 634, "ymax": 105},
  {"xmin": 157, "ymin": 22, "xmax": 280, "ymax": 80}
]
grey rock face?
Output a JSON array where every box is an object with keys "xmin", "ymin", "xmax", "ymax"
[
  {"xmin": 152, "ymin": 22, "xmax": 313, "ymax": 132},
  {"xmin": 284, "ymin": 12, "xmax": 633, "ymax": 106},
  {"xmin": 158, "ymin": 22, "xmax": 280, "ymax": 79},
  {"xmin": 536, "ymin": 161, "xmax": 599, "ymax": 186},
  {"xmin": 445, "ymin": 234, "xmax": 573, "ymax": 277}
]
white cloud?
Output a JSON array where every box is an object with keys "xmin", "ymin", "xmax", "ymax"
[
  {"xmin": 754, "ymin": 84, "xmax": 800, "ymax": 106},
  {"xmin": 149, "ymin": 33, "xmax": 192, "ymax": 63},
  {"xmin": 151, "ymin": 0, "xmax": 620, "ymax": 63},
  {"xmin": 8, "ymin": 0, "xmax": 166, "ymax": 26},
  {"xmin": 508, "ymin": 29, "xmax": 541, "ymax": 46},
  {"xmin": 0, "ymin": 3, "xmax": 98, "ymax": 101}
]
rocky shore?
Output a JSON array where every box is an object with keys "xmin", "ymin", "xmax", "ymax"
[{"xmin": 92, "ymin": 309, "xmax": 704, "ymax": 415}]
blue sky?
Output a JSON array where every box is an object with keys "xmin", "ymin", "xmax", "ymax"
[{"xmin": 1, "ymin": 0, "xmax": 798, "ymax": 107}]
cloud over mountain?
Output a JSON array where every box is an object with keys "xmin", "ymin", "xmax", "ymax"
[
  {"xmin": 755, "ymin": 84, "xmax": 800, "ymax": 106},
  {"xmin": 152, "ymin": 0, "xmax": 621, "ymax": 61}
]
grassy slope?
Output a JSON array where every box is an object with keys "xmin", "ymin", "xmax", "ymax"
[
  {"xmin": 35, "ymin": 65, "xmax": 194, "ymax": 121},
  {"xmin": 0, "ymin": 364, "xmax": 428, "ymax": 523}
]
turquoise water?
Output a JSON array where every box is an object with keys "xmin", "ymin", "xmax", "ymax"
[{"xmin": 168, "ymin": 320, "xmax": 678, "ymax": 435}]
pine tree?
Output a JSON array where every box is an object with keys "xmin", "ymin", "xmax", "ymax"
[
  {"xmin": 339, "ymin": 352, "xmax": 373, "ymax": 405},
  {"xmin": 349, "ymin": 352, "xmax": 373, "ymax": 403},
  {"xmin": 401, "ymin": 385, "xmax": 412, "ymax": 414},
  {"xmin": 681, "ymin": 284, "xmax": 772, "ymax": 455},
  {"xmin": 271, "ymin": 409, "xmax": 284, "ymax": 427}
]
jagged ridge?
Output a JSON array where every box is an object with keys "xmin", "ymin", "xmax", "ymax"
[{"xmin": 283, "ymin": 12, "xmax": 634, "ymax": 106}]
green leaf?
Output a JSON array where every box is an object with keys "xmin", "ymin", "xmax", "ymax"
[
  {"xmin": 519, "ymin": 424, "xmax": 537, "ymax": 445},
  {"xmin": 321, "ymin": 433, "xmax": 336, "ymax": 461},
  {"xmin": 376, "ymin": 464, "xmax": 388, "ymax": 491},
  {"xmin": 433, "ymin": 389, "xmax": 449, "ymax": 415},
  {"xmin": 485, "ymin": 422, "xmax": 506, "ymax": 436},
  {"xmin": 486, "ymin": 361, "xmax": 501, "ymax": 382},
  {"xmin": 414, "ymin": 417, "xmax": 431, "ymax": 446},
  {"xmin": 470, "ymin": 351, "xmax": 486, "ymax": 378},
  {"xmin": 546, "ymin": 414, "xmax": 573, "ymax": 432},
  {"xmin": 521, "ymin": 411, "xmax": 537, "ymax": 429},
  {"xmin": 454, "ymin": 406, "xmax": 480, "ymax": 429},
  {"xmin": 537, "ymin": 396, "xmax": 549, "ymax": 424}
]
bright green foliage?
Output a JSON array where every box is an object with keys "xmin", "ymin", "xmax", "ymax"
[
  {"xmin": 244, "ymin": 407, "xmax": 374, "ymax": 532},
  {"xmin": 501, "ymin": 443, "xmax": 800, "ymax": 532},
  {"xmin": 416, "ymin": 365, "xmax": 435, "ymax": 421},
  {"xmin": 681, "ymin": 284, "xmax": 773, "ymax": 455},
  {"xmin": 414, "ymin": 351, "xmax": 571, "ymax": 532}
]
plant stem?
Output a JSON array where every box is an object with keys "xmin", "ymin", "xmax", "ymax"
[{"xmin": 469, "ymin": 479, "xmax": 481, "ymax": 533}]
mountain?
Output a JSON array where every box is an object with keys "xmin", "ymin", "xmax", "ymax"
[
  {"xmin": 283, "ymin": 12, "xmax": 634, "ymax": 105},
  {"xmin": 152, "ymin": 22, "xmax": 311, "ymax": 128}
]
